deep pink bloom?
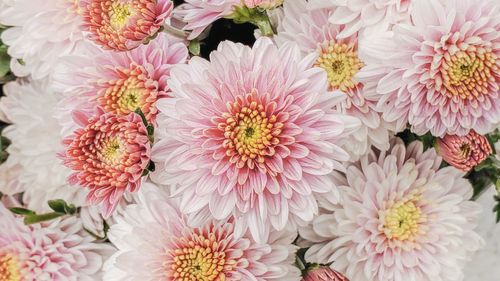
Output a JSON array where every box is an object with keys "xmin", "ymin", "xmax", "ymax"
[
  {"xmin": 151, "ymin": 37, "xmax": 360, "ymax": 243},
  {"xmin": 303, "ymin": 267, "xmax": 349, "ymax": 281},
  {"xmin": 61, "ymin": 108, "xmax": 151, "ymax": 218},
  {"xmin": 80, "ymin": 0, "xmax": 173, "ymax": 51},
  {"xmin": 437, "ymin": 130, "xmax": 493, "ymax": 172}
]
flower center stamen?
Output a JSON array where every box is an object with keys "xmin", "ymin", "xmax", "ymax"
[
  {"xmin": 316, "ymin": 41, "xmax": 364, "ymax": 92},
  {"xmin": 0, "ymin": 254, "xmax": 21, "ymax": 281},
  {"xmin": 109, "ymin": 2, "xmax": 134, "ymax": 30},
  {"xmin": 99, "ymin": 138, "xmax": 124, "ymax": 165}
]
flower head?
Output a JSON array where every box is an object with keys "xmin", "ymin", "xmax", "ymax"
[
  {"xmin": 151, "ymin": 37, "xmax": 360, "ymax": 243},
  {"xmin": 80, "ymin": 0, "xmax": 173, "ymax": 51},
  {"xmin": 103, "ymin": 183, "xmax": 301, "ymax": 280},
  {"xmin": 437, "ymin": 130, "xmax": 492, "ymax": 172},
  {"xmin": 301, "ymin": 138, "xmax": 483, "ymax": 281},
  {"xmin": 361, "ymin": 0, "xmax": 500, "ymax": 136},
  {"xmin": 0, "ymin": 202, "xmax": 112, "ymax": 280},
  {"xmin": 61, "ymin": 108, "xmax": 151, "ymax": 218},
  {"xmin": 303, "ymin": 267, "xmax": 349, "ymax": 281}
]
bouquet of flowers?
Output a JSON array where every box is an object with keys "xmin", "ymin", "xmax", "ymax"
[{"xmin": 0, "ymin": 0, "xmax": 499, "ymax": 280}]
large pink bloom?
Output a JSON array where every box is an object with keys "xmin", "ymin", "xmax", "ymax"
[
  {"xmin": 80, "ymin": 0, "xmax": 173, "ymax": 51},
  {"xmin": 60, "ymin": 109, "xmax": 151, "ymax": 218},
  {"xmin": 151, "ymin": 37, "xmax": 360, "ymax": 243},
  {"xmin": 360, "ymin": 0, "xmax": 500, "ymax": 136},
  {"xmin": 300, "ymin": 139, "xmax": 483, "ymax": 281}
]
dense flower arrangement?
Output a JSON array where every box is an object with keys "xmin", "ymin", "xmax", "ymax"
[{"xmin": 0, "ymin": 0, "xmax": 499, "ymax": 280}]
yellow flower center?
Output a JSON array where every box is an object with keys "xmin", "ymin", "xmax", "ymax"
[
  {"xmin": 220, "ymin": 95, "xmax": 283, "ymax": 169},
  {"xmin": 109, "ymin": 2, "xmax": 134, "ymax": 30},
  {"xmin": 118, "ymin": 88, "xmax": 144, "ymax": 112},
  {"xmin": 99, "ymin": 138, "xmax": 124, "ymax": 166},
  {"xmin": 170, "ymin": 233, "xmax": 233, "ymax": 281},
  {"xmin": 0, "ymin": 254, "xmax": 21, "ymax": 281},
  {"xmin": 316, "ymin": 41, "xmax": 364, "ymax": 92},
  {"xmin": 441, "ymin": 50, "xmax": 497, "ymax": 99},
  {"xmin": 381, "ymin": 191, "xmax": 426, "ymax": 242},
  {"xmin": 99, "ymin": 73, "xmax": 149, "ymax": 117}
]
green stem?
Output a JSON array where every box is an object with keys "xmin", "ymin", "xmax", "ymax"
[
  {"xmin": 251, "ymin": 15, "xmax": 274, "ymax": 37},
  {"xmin": 24, "ymin": 212, "xmax": 65, "ymax": 225}
]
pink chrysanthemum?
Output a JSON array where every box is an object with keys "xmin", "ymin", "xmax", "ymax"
[
  {"xmin": 360, "ymin": 0, "xmax": 500, "ymax": 136},
  {"xmin": 80, "ymin": 0, "xmax": 173, "ymax": 51},
  {"xmin": 151, "ymin": 37, "xmax": 360, "ymax": 243},
  {"xmin": 61, "ymin": 108, "xmax": 151, "ymax": 218},
  {"xmin": 276, "ymin": 0, "xmax": 395, "ymax": 159},
  {"xmin": 55, "ymin": 33, "xmax": 188, "ymax": 134},
  {"xmin": 303, "ymin": 267, "xmax": 349, "ymax": 281},
  {"xmin": 437, "ymin": 130, "xmax": 493, "ymax": 172},
  {"xmin": 0, "ymin": 202, "xmax": 112, "ymax": 281},
  {"xmin": 103, "ymin": 183, "xmax": 301, "ymax": 281},
  {"xmin": 300, "ymin": 138, "xmax": 483, "ymax": 281}
]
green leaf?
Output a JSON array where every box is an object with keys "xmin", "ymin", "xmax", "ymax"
[
  {"xmin": 188, "ymin": 40, "xmax": 201, "ymax": 56},
  {"xmin": 9, "ymin": 207, "xmax": 36, "ymax": 216},
  {"xmin": 0, "ymin": 44, "xmax": 10, "ymax": 78},
  {"xmin": 48, "ymin": 199, "xmax": 77, "ymax": 214},
  {"xmin": 23, "ymin": 212, "xmax": 65, "ymax": 225}
]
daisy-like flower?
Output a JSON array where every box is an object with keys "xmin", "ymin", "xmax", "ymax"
[
  {"xmin": 0, "ymin": 80, "xmax": 86, "ymax": 212},
  {"xmin": 54, "ymin": 33, "xmax": 188, "ymax": 134},
  {"xmin": 361, "ymin": 0, "xmax": 500, "ymax": 136},
  {"xmin": 311, "ymin": 0, "xmax": 412, "ymax": 38},
  {"xmin": 152, "ymin": 37, "xmax": 360, "ymax": 243},
  {"xmin": 103, "ymin": 182, "xmax": 301, "ymax": 281},
  {"xmin": 80, "ymin": 0, "xmax": 173, "ymax": 51},
  {"xmin": 437, "ymin": 130, "xmax": 492, "ymax": 172},
  {"xmin": 303, "ymin": 267, "xmax": 349, "ymax": 281},
  {"xmin": 276, "ymin": 0, "xmax": 395, "ymax": 159},
  {"xmin": 301, "ymin": 138, "xmax": 483, "ymax": 281},
  {"xmin": 60, "ymin": 108, "xmax": 151, "ymax": 218},
  {"xmin": 0, "ymin": 0, "xmax": 84, "ymax": 80},
  {"xmin": 0, "ymin": 202, "xmax": 113, "ymax": 280}
]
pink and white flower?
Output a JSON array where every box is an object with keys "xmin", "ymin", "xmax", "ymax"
[
  {"xmin": 80, "ymin": 0, "xmax": 174, "ymax": 51},
  {"xmin": 276, "ymin": 0, "xmax": 395, "ymax": 159},
  {"xmin": 151, "ymin": 37, "xmax": 360, "ymax": 243},
  {"xmin": 103, "ymin": 182, "xmax": 301, "ymax": 281},
  {"xmin": 60, "ymin": 108, "xmax": 151, "ymax": 218},
  {"xmin": 0, "ymin": 202, "xmax": 113, "ymax": 280},
  {"xmin": 360, "ymin": 0, "xmax": 500, "ymax": 136},
  {"xmin": 300, "ymin": 138, "xmax": 483, "ymax": 281},
  {"xmin": 243, "ymin": 0, "xmax": 283, "ymax": 9}
]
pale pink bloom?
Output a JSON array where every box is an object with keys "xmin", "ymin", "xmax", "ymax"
[
  {"xmin": 359, "ymin": 0, "xmax": 500, "ymax": 136},
  {"xmin": 303, "ymin": 267, "xmax": 349, "ymax": 281},
  {"xmin": 243, "ymin": 0, "xmax": 283, "ymax": 9},
  {"xmin": 300, "ymin": 138, "xmax": 483, "ymax": 281},
  {"xmin": 80, "ymin": 0, "xmax": 173, "ymax": 51},
  {"xmin": 103, "ymin": 182, "xmax": 301, "ymax": 281},
  {"xmin": 175, "ymin": 0, "xmax": 240, "ymax": 39},
  {"xmin": 0, "ymin": 202, "xmax": 113, "ymax": 281},
  {"xmin": 437, "ymin": 130, "xmax": 492, "ymax": 172},
  {"xmin": 309, "ymin": 0, "xmax": 412, "ymax": 39},
  {"xmin": 54, "ymin": 33, "xmax": 188, "ymax": 135},
  {"xmin": 151, "ymin": 37, "xmax": 360, "ymax": 243},
  {"xmin": 276, "ymin": 0, "xmax": 396, "ymax": 159},
  {"xmin": 60, "ymin": 108, "xmax": 151, "ymax": 218}
]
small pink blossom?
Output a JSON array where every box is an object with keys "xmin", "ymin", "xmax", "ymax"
[
  {"xmin": 437, "ymin": 131, "xmax": 493, "ymax": 172},
  {"xmin": 303, "ymin": 267, "xmax": 349, "ymax": 281}
]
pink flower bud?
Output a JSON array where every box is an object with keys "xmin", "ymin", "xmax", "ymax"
[{"xmin": 303, "ymin": 267, "xmax": 349, "ymax": 281}]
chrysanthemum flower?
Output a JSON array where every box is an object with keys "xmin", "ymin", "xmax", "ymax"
[
  {"xmin": 80, "ymin": 0, "xmax": 173, "ymax": 51},
  {"xmin": 0, "ymin": 202, "xmax": 113, "ymax": 280},
  {"xmin": 437, "ymin": 130, "xmax": 492, "ymax": 172},
  {"xmin": 360, "ymin": 0, "xmax": 500, "ymax": 136},
  {"xmin": 303, "ymin": 267, "xmax": 349, "ymax": 281},
  {"xmin": 0, "ymin": 0, "xmax": 84, "ymax": 79},
  {"xmin": 103, "ymin": 182, "xmax": 301, "ymax": 281},
  {"xmin": 54, "ymin": 33, "xmax": 188, "ymax": 134},
  {"xmin": 276, "ymin": 0, "xmax": 395, "ymax": 159},
  {"xmin": 151, "ymin": 37, "xmax": 360, "ymax": 243},
  {"xmin": 300, "ymin": 138, "xmax": 483, "ymax": 281},
  {"xmin": 0, "ymin": 80, "xmax": 86, "ymax": 212},
  {"xmin": 61, "ymin": 108, "xmax": 151, "ymax": 218}
]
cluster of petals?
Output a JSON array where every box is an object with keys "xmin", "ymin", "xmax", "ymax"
[
  {"xmin": 359, "ymin": 0, "xmax": 500, "ymax": 136},
  {"xmin": 103, "ymin": 182, "xmax": 301, "ymax": 281},
  {"xmin": 151, "ymin": 37, "xmax": 360, "ymax": 243},
  {"xmin": 0, "ymin": 202, "xmax": 112, "ymax": 280},
  {"xmin": 303, "ymin": 267, "xmax": 349, "ymax": 281},
  {"xmin": 80, "ymin": 0, "xmax": 174, "ymax": 51},
  {"xmin": 60, "ymin": 108, "xmax": 151, "ymax": 218},
  {"xmin": 243, "ymin": 0, "xmax": 283, "ymax": 9},
  {"xmin": 276, "ymin": 0, "xmax": 395, "ymax": 159},
  {"xmin": 300, "ymin": 138, "xmax": 483, "ymax": 281}
]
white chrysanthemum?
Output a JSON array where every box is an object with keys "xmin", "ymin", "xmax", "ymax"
[
  {"xmin": 0, "ymin": 0, "xmax": 84, "ymax": 80},
  {"xmin": 104, "ymin": 182, "xmax": 301, "ymax": 281},
  {"xmin": 0, "ymin": 201, "xmax": 114, "ymax": 280},
  {"xmin": 276, "ymin": 0, "xmax": 395, "ymax": 159},
  {"xmin": 0, "ymin": 79, "xmax": 85, "ymax": 211},
  {"xmin": 301, "ymin": 138, "xmax": 483, "ymax": 281}
]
